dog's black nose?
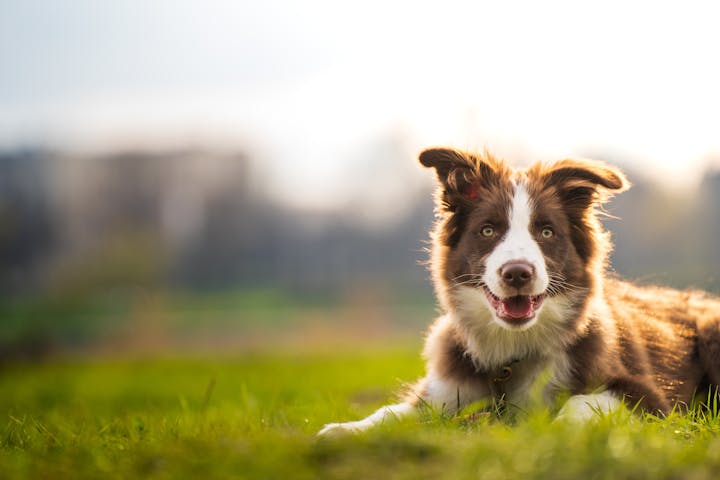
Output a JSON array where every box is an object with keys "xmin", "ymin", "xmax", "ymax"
[{"xmin": 500, "ymin": 261, "xmax": 534, "ymax": 289}]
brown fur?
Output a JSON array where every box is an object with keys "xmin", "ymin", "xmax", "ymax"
[{"xmin": 415, "ymin": 147, "xmax": 720, "ymax": 415}]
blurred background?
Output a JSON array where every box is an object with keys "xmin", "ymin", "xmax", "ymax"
[{"xmin": 2, "ymin": 1, "xmax": 720, "ymax": 361}]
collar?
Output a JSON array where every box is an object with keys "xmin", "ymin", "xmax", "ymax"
[{"xmin": 489, "ymin": 357, "xmax": 523, "ymax": 405}]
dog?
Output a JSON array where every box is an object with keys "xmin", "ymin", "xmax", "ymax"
[{"xmin": 319, "ymin": 147, "xmax": 720, "ymax": 434}]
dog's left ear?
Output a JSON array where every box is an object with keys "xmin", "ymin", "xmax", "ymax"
[{"xmin": 542, "ymin": 158, "xmax": 630, "ymax": 207}]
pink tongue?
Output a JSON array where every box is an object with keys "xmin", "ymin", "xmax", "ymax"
[{"xmin": 501, "ymin": 296, "xmax": 533, "ymax": 318}]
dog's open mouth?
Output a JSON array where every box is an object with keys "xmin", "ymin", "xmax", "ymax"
[{"xmin": 483, "ymin": 286, "xmax": 545, "ymax": 325}]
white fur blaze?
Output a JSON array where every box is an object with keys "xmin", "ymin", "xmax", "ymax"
[{"xmin": 484, "ymin": 182, "xmax": 549, "ymax": 299}]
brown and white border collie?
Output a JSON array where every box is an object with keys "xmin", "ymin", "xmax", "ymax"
[{"xmin": 319, "ymin": 147, "xmax": 720, "ymax": 434}]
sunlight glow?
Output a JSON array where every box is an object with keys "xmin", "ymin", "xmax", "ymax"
[{"xmin": 1, "ymin": 1, "xmax": 719, "ymax": 210}]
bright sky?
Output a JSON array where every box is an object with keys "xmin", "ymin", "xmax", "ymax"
[{"xmin": 2, "ymin": 1, "xmax": 720, "ymax": 211}]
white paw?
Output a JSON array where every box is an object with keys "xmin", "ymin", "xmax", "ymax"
[
  {"xmin": 317, "ymin": 421, "xmax": 367, "ymax": 436},
  {"xmin": 317, "ymin": 403, "xmax": 415, "ymax": 436},
  {"xmin": 556, "ymin": 392, "xmax": 620, "ymax": 423}
]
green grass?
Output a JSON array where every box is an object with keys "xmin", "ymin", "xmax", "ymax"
[{"xmin": 3, "ymin": 346, "xmax": 720, "ymax": 479}]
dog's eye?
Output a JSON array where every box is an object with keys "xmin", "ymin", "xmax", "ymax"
[
  {"xmin": 541, "ymin": 227, "xmax": 554, "ymax": 238},
  {"xmin": 481, "ymin": 226, "xmax": 495, "ymax": 237}
]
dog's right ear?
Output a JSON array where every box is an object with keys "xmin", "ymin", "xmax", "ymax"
[
  {"xmin": 419, "ymin": 147, "xmax": 500, "ymax": 205},
  {"xmin": 419, "ymin": 148, "xmax": 471, "ymax": 182}
]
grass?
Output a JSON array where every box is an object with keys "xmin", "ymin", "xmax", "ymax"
[{"xmin": 3, "ymin": 345, "xmax": 720, "ymax": 479}]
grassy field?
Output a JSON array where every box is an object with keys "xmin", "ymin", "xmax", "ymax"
[{"xmin": 3, "ymin": 346, "xmax": 720, "ymax": 479}]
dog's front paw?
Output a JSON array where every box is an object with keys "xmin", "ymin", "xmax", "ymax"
[
  {"xmin": 317, "ymin": 403, "xmax": 414, "ymax": 436},
  {"xmin": 555, "ymin": 392, "xmax": 621, "ymax": 423},
  {"xmin": 317, "ymin": 421, "xmax": 366, "ymax": 436}
]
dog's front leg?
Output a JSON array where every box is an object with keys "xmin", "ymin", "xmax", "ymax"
[
  {"xmin": 317, "ymin": 371, "xmax": 488, "ymax": 435},
  {"xmin": 317, "ymin": 402, "xmax": 416, "ymax": 436}
]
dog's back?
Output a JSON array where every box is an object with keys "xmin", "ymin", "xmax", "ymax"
[{"xmin": 600, "ymin": 279, "xmax": 720, "ymax": 410}]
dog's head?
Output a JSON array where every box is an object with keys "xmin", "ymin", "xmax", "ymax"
[{"xmin": 420, "ymin": 147, "xmax": 628, "ymax": 331}]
